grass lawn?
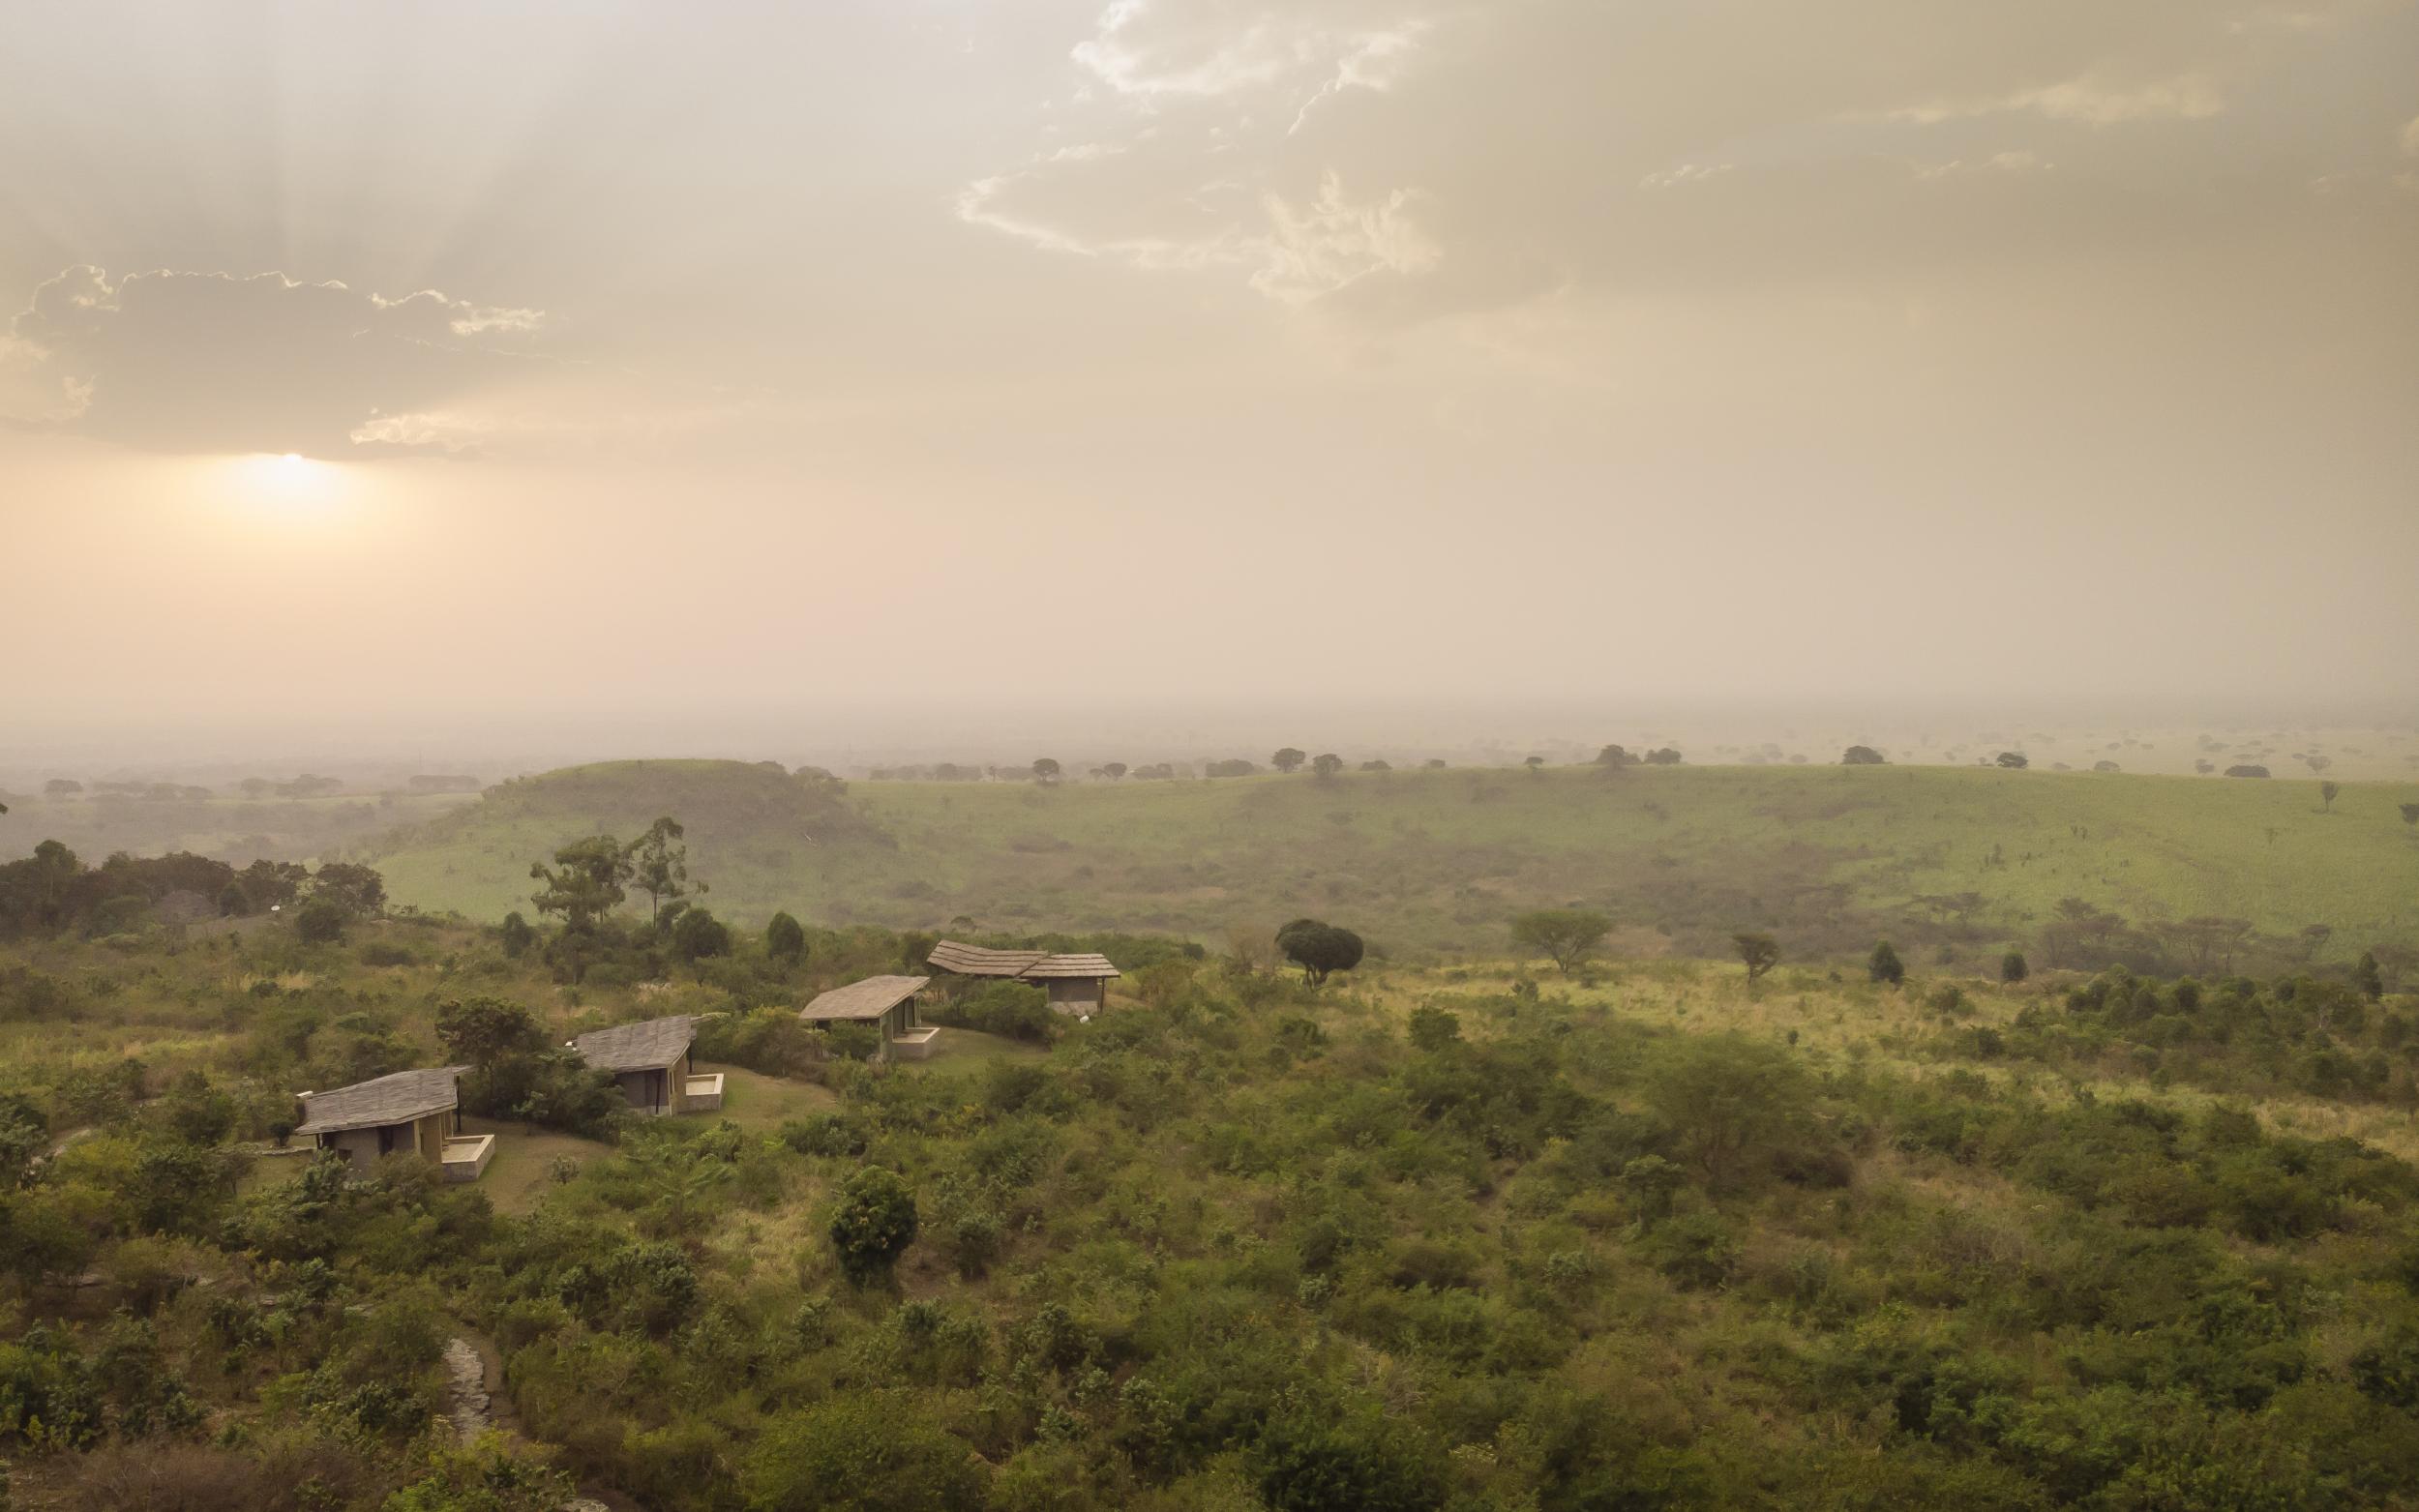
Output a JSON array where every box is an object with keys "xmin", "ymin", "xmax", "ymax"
[
  {"xmin": 910, "ymin": 1027, "xmax": 1049, "ymax": 1071},
  {"xmin": 459, "ymin": 1115, "xmax": 612, "ymax": 1215},
  {"xmin": 703, "ymin": 1065, "xmax": 840, "ymax": 1134}
]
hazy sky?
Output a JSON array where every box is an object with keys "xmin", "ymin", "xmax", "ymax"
[{"xmin": 4, "ymin": 0, "xmax": 2415, "ymax": 752}]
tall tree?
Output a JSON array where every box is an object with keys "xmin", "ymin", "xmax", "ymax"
[
  {"xmin": 1272, "ymin": 749, "xmax": 1307, "ymax": 774},
  {"xmin": 1030, "ymin": 758, "xmax": 1061, "ymax": 785},
  {"xmin": 311, "ymin": 861, "xmax": 387, "ymax": 916},
  {"xmin": 625, "ymin": 816, "xmax": 701, "ymax": 925},
  {"xmin": 2319, "ymin": 781, "xmax": 2341, "ymax": 813},
  {"xmin": 1312, "ymin": 753, "xmax": 1345, "ymax": 779}
]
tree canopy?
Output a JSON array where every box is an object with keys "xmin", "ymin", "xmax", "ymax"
[{"xmin": 1509, "ymin": 909, "xmax": 1611, "ymax": 974}]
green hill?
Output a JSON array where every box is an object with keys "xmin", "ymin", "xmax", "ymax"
[{"xmin": 366, "ymin": 758, "xmax": 2419, "ymax": 970}]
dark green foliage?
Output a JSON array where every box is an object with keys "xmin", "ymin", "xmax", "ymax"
[
  {"xmin": 670, "ymin": 905, "xmax": 732, "ymax": 964},
  {"xmin": 1995, "ymin": 752, "xmax": 2029, "ymax": 770},
  {"xmin": 1842, "ymin": 745, "xmax": 1889, "ymax": 764},
  {"xmin": 1407, "ymin": 1004, "xmax": 1462, "ymax": 1052},
  {"xmin": 1277, "ymin": 918, "xmax": 1364, "ymax": 985},
  {"xmin": 2353, "ymin": 951, "xmax": 2384, "ymax": 1001},
  {"xmin": 765, "ymin": 910, "xmax": 807, "ymax": 964},
  {"xmin": 1870, "ymin": 939, "xmax": 1905, "ymax": 985},
  {"xmin": 829, "ymin": 1166, "xmax": 918, "ymax": 1285},
  {"xmin": 292, "ymin": 897, "xmax": 347, "ymax": 943},
  {"xmin": 1255, "ymin": 1403, "xmax": 1446, "ymax": 1512},
  {"xmin": 1272, "ymin": 749, "xmax": 1307, "ymax": 774},
  {"xmin": 925, "ymin": 980, "xmax": 1054, "ymax": 1041},
  {"xmin": 498, "ymin": 909, "xmax": 535, "ymax": 957},
  {"xmin": 1734, "ymin": 931, "xmax": 1780, "ymax": 981},
  {"xmin": 2001, "ymin": 951, "xmax": 2029, "ymax": 984},
  {"xmin": 309, "ymin": 861, "xmax": 386, "ymax": 915}
]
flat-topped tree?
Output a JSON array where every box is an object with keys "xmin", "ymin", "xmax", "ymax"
[
  {"xmin": 1511, "ymin": 909, "xmax": 1610, "ymax": 974},
  {"xmin": 1841, "ymin": 746, "xmax": 1888, "ymax": 765},
  {"xmin": 1733, "ymin": 932, "xmax": 1779, "ymax": 982},
  {"xmin": 1277, "ymin": 918, "xmax": 1363, "ymax": 985}
]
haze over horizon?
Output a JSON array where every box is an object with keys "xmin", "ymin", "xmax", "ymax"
[{"xmin": 6, "ymin": 0, "xmax": 2416, "ymax": 750}]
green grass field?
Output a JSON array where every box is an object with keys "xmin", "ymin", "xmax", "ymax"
[{"xmin": 361, "ymin": 758, "xmax": 2419, "ymax": 965}]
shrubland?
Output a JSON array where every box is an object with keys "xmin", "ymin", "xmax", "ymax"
[{"xmin": 2, "ymin": 861, "xmax": 2417, "ymax": 1510}]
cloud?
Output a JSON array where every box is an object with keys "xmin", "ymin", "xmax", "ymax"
[
  {"xmin": 959, "ymin": 0, "xmax": 2385, "ymax": 324},
  {"xmin": 1, "ymin": 265, "xmax": 547, "ymax": 456}
]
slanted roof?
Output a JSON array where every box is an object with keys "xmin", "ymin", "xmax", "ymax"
[
  {"xmin": 928, "ymin": 940, "xmax": 1121, "ymax": 981},
  {"xmin": 927, "ymin": 940, "xmax": 1050, "ymax": 977},
  {"xmin": 295, "ymin": 1066, "xmax": 464, "ymax": 1136},
  {"xmin": 800, "ymin": 974, "xmax": 930, "ymax": 1023},
  {"xmin": 569, "ymin": 1015, "xmax": 697, "ymax": 1074},
  {"xmin": 1022, "ymin": 952, "xmax": 1120, "ymax": 980}
]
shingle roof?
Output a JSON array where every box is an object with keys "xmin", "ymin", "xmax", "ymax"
[
  {"xmin": 800, "ymin": 974, "xmax": 929, "ymax": 1022},
  {"xmin": 295, "ymin": 1066, "xmax": 464, "ymax": 1136},
  {"xmin": 569, "ymin": 1015, "xmax": 697, "ymax": 1073},
  {"xmin": 928, "ymin": 940, "xmax": 1120, "ymax": 981}
]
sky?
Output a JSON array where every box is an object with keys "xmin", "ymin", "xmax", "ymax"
[{"xmin": 2, "ymin": 0, "xmax": 2415, "ymax": 761}]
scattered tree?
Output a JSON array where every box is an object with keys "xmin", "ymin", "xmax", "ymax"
[
  {"xmin": 498, "ymin": 911, "xmax": 535, "ymax": 958},
  {"xmin": 767, "ymin": 910, "xmax": 808, "ymax": 965},
  {"xmin": 828, "ymin": 1166, "xmax": 919, "ymax": 1285},
  {"xmin": 1407, "ymin": 1004, "xmax": 1462, "ymax": 1052},
  {"xmin": 528, "ymin": 835, "xmax": 633, "ymax": 934},
  {"xmin": 1995, "ymin": 752, "xmax": 2029, "ymax": 770},
  {"xmin": 293, "ymin": 897, "xmax": 347, "ymax": 944},
  {"xmin": 1510, "ymin": 909, "xmax": 1611, "ymax": 974},
  {"xmin": 1868, "ymin": 939, "xmax": 1904, "ymax": 986},
  {"xmin": 2400, "ymin": 801, "xmax": 2419, "ymax": 832},
  {"xmin": 2225, "ymin": 764, "xmax": 2271, "ymax": 779},
  {"xmin": 1276, "ymin": 918, "xmax": 1364, "ymax": 986},
  {"xmin": 672, "ymin": 906, "xmax": 732, "ymax": 966},
  {"xmin": 2354, "ymin": 951, "xmax": 2384, "ymax": 1002},
  {"xmin": 1101, "ymin": 762, "xmax": 1127, "ymax": 781},
  {"xmin": 1524, "ymin": 756, "xmax": 1546, "ymax": 774},
  {"xmin": 1272, "ymin": 748, "xmax": 1307, "ymax": 774},
  {"xmin": 1644, "ymin": 748, "xmax": 1684, "ymax": 765},
  {"xmin": 311, "ymin": 861, "xmax": 387, "ymax": 916},
  {"xmin": 1311, "ymin": 753, "xmax": 1345, "ymax": 780},
  {"xmin": 1732, "ymin": 932, "xmax": 1779, "ymax": 982},
  {"xmin": 1840, "ymin": 746, "xmax": 1887, "ymax": 765},
  {"xmin": 1031, "ymin": 758, "xmax": 1061, "ymax": 785},
  {"xmin": 626, "ymin": 816, "xmax": 701, "ymax": 924},
  {"xmin": 2001, "ymin": 951, "xmax": 2029, "ymax": 984},
  {"xmin": 435, "ymin": 995, "xmax": 547, "ymax": 1066},
  {"xmin": 2319, "ymin": 781, "xmax": 2340, "ymax": 813}
]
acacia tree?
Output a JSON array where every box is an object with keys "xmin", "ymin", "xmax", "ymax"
[
  {"xmin": 1840, "ymin": 746, "xmax": 1887, "ymax": 765},
  {"xmin": 2401, "ymin": 802, "xmax": 2419, "ymax": 833},
  {"xmin": 2319, "ymin": 781, "xmax": 2341, "ymax": 813},
  {"xmin": 2354, "ymin": 951, "xmax": 2385, "ymax": 1002},
  {"xmin": 1595, "ymin": 745, "xmax": 1639, "ymax": 769},
  {"xmin": 1510, "ymin": 909, "xmax": 1611, "ymax": 974},
  {"xmin": 1995, "ymin": 752, "xmax": 2029, "ymax": 770},
  {"xmin": 1101, "ymin": 762, "xmax": 1127, "ymax": 781},
  {"xmin": 1276, "ymin": 918, "xmax": 1363, "ymax": 985},
  {"xmin": 1272, "ymin": 748, "xmax": 1307, "ymax": 774},
  {"xmin": 1031, "ymin": 758, "xmax": 1061, "ymax": 785},
  {"xmin": 1311, "ymin": 754, "xmax": 1345, "ymax": 780},
  {"xmin": 1732, "ymin": 932, "xmax": 1779, "ymax": 982},
  {"xmin": 625, "ymin": 816, "xmax": 701, "ymax": 925}
]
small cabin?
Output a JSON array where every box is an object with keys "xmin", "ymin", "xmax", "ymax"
[
  {"xmin": 293, "ymin": 1066, "xmax": 493, "ymax": 1182},
  {"xmin": 927, "ymin": 939, "xmax": 1120, "ymax": 1017},
  {"xmin": 569, "ymin": 1014, "xmax": 717, "ymax": 1115},
  {"xmin": 799, "ymin": 974, "xmax": 940, "ymax": 1060}
]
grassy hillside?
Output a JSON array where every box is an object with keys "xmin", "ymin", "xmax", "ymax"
[{"xmin": 367, "ymin": 759, "xmax": 2419, "ymax": 966}]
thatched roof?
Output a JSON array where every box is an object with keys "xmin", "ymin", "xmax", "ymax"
[
  {"xmin": 295, "ymin": 1066, "xmax": 464, "ymax": 1136},
  {"xmin": 1022, "ymin": 952, "xmax": 1120, "ymax": 980},
  {"xmin": 928, "ymin": 940, "xmax": 1120, "ymax": 982},
  {"xmin": 800, "ymin": 975, "xmax": 930, "ymax": 1023},
  {"xmin": 569, "ymin": 1015, "xmax": 697, "ymax": 1073},
  {"xmin": 927, "ymin": 940, "xmax": 1050, "ymax": 977}
]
